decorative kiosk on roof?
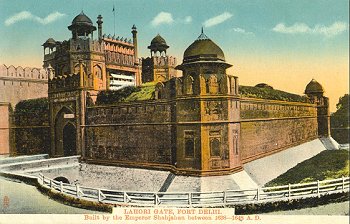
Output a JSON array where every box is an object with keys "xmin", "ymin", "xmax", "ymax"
[
  {"xmin": 141, "ymin": 34, "xmax": 177, "ymax": 83},
  {"xmin": 68, "ymin": 11, "xmax": 97, "ymax": 39},
  {"xmin": 148, "ymin": 34, "xmax": 169, "ymax": 56}
]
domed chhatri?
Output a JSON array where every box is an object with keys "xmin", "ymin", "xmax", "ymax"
[
  {"xmin": 42, "ymin": 38, "xmax": 56, "ymax": 48},
  {"xmin": 71, "ymin": 11, "xmax": 94, "ymax": 26},
  {"xmin": 183, "ymin": 28, "xmax": 226, "ymax": 63},
  {"xmin": 305, "ymin": 79, "xmax": 324, "ymax": 95},
  {"xmin": 68, "ymin": 11, "xmax": 96, "ymax": 39},
  {"xmin": 148, "ymin": 34, "xmax": 169, "ymax": 55}
]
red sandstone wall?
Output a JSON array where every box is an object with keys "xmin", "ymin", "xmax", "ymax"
[
  {"xmin": 0, "ymin": 103, "xmax": 10, "ymax": 154},
  {"xmin": 0, "ymin": 65, "xmax": 48, "ymax": 108},
  {"xmin": 240, "ymin": 98, "xmax": 318, "ymax": 163},
  {"xmin": 85, "ymin": 101, "xmax": 174, "ymax": 166}
]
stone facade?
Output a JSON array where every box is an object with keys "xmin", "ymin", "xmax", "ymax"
[
  {"xmin": 45, "ymin": 12, "xmax": 140, "ymax": 157},
  {"xmin": 0, "ymin": 64, "xmax": 48, "ymax": 155},
  {"xmin": 240, "ymin": 98, "xmax": 318, "ymax": 163}
]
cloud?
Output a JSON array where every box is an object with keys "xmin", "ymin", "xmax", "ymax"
[
  {"xmin": 151, "ymin": 12, "xmax": 174, "ymax": 26},
  {"xmin": 272, "ymin": 21, "xmax": 347, "ymax": 37},
  {"xmin": 183, "ymin": 16, "xmax": 192, "ymax": 24},
  {"xmin": 232, "ymin": 27, "xmax": 253, "ymax": 35},
  {"xmin": 203, "ymin": 12, "xmax": 233, "ymax": 28},
  {"xmin": 5, "ymin": 11, "xmax": 65, "ymax": 26}
]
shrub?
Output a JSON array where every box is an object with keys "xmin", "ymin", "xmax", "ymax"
[{"xmin": 239, "ymin": 85, "xmax": 309, "ymax": 103}]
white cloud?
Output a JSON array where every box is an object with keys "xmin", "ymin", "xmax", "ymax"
[
  {"xmin": 183, "ymin": 16, "xmax": 192, "ymax": 24},
  {"xmin": 232, "ymin": 27, "xmax": 253, "ymax": 35},
  {"xmin": 5, "ymin": 11, "xmax": 65, "ymax": 26},
  {"xmin": 272, "ymin": 21, "xmax": 347, "ymax": 37},
  {"xmin": 151, "ymin": 12, "xmax": 174, "ymax": 26},
  {"xmin": 203, "ymin": 12, "xmax": 233, "ymax": 28}
]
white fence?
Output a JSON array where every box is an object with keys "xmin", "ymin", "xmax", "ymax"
[{"xmin": 38, "ymin": 174, "xmax": 349, "ymax": 207}]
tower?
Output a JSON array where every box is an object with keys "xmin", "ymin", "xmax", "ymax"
[
  {"xmin": 97, "ymin": 15, "xmax": 103, "ymax": 41},
  {"xmin": 305, "ymin": 79, "xmax": 330, "ymax": 137},
  {"xmin": 45, "ymin": 12, "xmax": 107, "ymax": 158},
  {"xmin": 141, "ymin": 34, "xmax": 177, "ymax": 83},
  {"xmin": 173, "ymin": 30, "xmax": 241, "ymax": 175}
]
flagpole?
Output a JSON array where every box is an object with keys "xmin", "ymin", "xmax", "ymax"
[{"xmin": 113, "ymin": 4, "xmax": 115, "ymax": 36}]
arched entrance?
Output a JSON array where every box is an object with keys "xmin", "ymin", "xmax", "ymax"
[
  {"xmin": 53, "ymin": 176, "xmax": 70, "ymax": 184},
  {"xmin": 53, "ymin": 106, "xmax": 78, "ymax": 156},
  {"xmin": 63, "ymin": 123, "xmax": 76, "ymax": 156}
]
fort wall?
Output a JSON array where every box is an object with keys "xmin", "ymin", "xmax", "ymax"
[
  {"xmin": 0, "ymin": 103, "xmax": 10, "ymax": 154},
  {"xmin": 240, "ymin": 98, "xmax": 318, "ymax": 163},
  {"xmin": 0, "ymin": 64, "xmax": 48, "ymax": 107},
  {"xmin": 85, "ymin": 101, "xmax": 174, "ymax": 167},
  {"xmin": 84, "ymin": 95, "xmax": 320, "ymax": 174}
]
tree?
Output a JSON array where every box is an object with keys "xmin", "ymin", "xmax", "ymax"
[{"xmin": 331, "ymin": 94, "xmax": 349, "ymax": 143}]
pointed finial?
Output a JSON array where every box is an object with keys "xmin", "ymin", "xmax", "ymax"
[{"xmin": 197, "ymin": 27, "xmax": 209, "ymax": 40}]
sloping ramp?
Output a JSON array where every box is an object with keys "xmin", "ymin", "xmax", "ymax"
[{"xmin": 243, "ymin": 139, "xmax": 327, "ymax": 186}]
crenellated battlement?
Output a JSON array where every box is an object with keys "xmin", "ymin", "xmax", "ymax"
[{"xmin": 0, "ymin": 64, "xmax": 47, "ymax": 80}]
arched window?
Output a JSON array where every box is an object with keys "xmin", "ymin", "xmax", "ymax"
[
  {"xmin": 184, "ymin": 75, "xmax": 194, "ymax": 94},
  {"xmin": 184, "ymin": 131, "xmax": 195, "ymax": 158},
  {"xmin": 210, "ymin": 138, "xmax": 221, "ymax": 157},
  {"xmin": 185, "ymin": 139, "xmax": 194, "ymax": 157}
]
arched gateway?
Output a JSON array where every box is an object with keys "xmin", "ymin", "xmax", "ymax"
[{"xmin": 53, "ymin": 107, "xmax": 77, "ymax": 156}]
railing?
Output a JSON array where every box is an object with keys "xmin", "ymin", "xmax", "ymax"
[{"xmin": 38, "ymin": 174, "xmax": 349, "ymax": 207}]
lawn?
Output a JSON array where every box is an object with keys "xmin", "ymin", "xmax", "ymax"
[{"xmin": 265, "ymin": 150, "xmax": 349, "ymax": 187}]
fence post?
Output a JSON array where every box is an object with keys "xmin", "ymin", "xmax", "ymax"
[
  {"xmin": 317, "ymin": 180, "xmax": 320, "ymax": 198},
  {"xmin": 50, "ymin": 179, "xmax": 52, "ymax": 189},
  {"xmin": 223, "ymin": 191, "xmax": 227, "ymax": 205},
  {"xmin": 60, "ymin": 181, "xmax": 63, "ymax": 193},
  {"xmin": 123, "ymin": 192, "xmax": 127, "ymax": 203},
  {"xmin": 256, "ymin": 188, "xmax": 260, "ymax": 201},
  {"xmin": 154, "ymin": 193, "xmax": 158, "ymax": 206},
  {"xmin": 76, "ymin": 184, "xmax": 80, "ymax": 198},
  {"xmin": 98, "ymin": 189, "xmax": 101, "ymax": 202},
  {"xmin": 342, "ymin": 176, "xmax": 345, "ymax": 192},
  {"xmin": 188, "ymin": 193, "xmax": 192, "ymax": 207},
  {"xmin": 288, "ymin": 184, "xmax": 291, "ymax": 199}
]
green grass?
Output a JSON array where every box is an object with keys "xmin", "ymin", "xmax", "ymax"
[
  {"xmin": 96, "ymin": 82, "xmax": 156, "ymax": 105},
  {"xmin": 265, "ymin": 150, "xmax": 349, "ymax": 187},
  {"xmin": 124, "ymin": 83, "xmax": 155, "ymax": 102},
  {"xmin": 239, "ymin": 85, "xmax": 309, "ymax": 103}
]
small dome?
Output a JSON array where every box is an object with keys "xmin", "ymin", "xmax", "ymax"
[
  {"xmin": 68, "ymin": 11, "xmax": 96, "ymax": 36},
  {"xmin": 71, "ymin": 11, "xmax": 93, "ymax": 26},
  {"xmin": 151, "ymin": 34, "xmax": 167, "ymax": 46},
  {"xmin": 183, "ymin": 30, "xmax": 225, "ymax": 62},
  {"xmin": 43, "ymin": 38, "xmax": 56, "ymax": 47},
  {"xmin": 305, "ymin": 79, "xmax": 324, "ymax": 94},
  {"xmin": 255, "ymin": 83, "xmax": 273, "ymax": 89},
  {"xmin": 148, "ymin": 34, "xmax": 169, "ymax": 52}
]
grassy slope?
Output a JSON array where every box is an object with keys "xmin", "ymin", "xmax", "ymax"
[{"xmin": 265, "ymin": 150, "xmax": 349, "ymax": 187}]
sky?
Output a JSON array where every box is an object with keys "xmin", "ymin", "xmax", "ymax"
[{"xmin": 0, "ymin": 0, "xmax": 348, "ymax": 112}]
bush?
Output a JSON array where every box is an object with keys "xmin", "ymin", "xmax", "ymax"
[
  {"xmin": 96, "ymin": 86, "xmax": 141, "ymax": 105},
  {"xmin": 239, "ymin": 86, "xmax": 309, "ymax": 103},
  {"xmin": 14, "ymin": 98, "xmax": 49, "ymax": 126}
]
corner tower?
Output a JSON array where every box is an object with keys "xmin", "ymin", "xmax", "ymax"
[
  {"xmin": 173, "ymin": 30, "xmax": 241, "ymax": 176},
  {"xmin": 305, "ymin": 79, "xmax": 330, "ymax": 137}
]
